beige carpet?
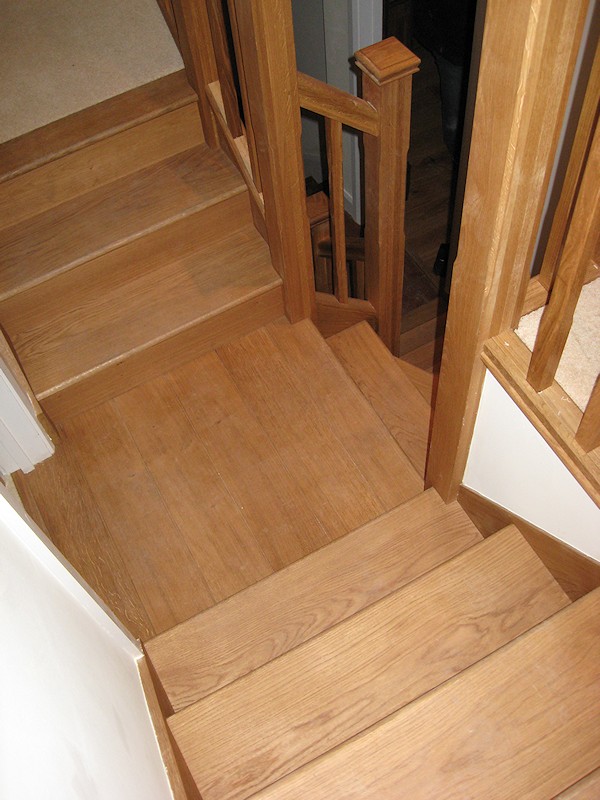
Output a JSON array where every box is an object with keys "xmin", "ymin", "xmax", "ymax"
[
  {"xmin": 516, "ymin": 278, "xmax": 600, "ymax": 411},
  {"xmin": 0, "ymin": 0, "xmax": 183, "ymax": 143}
]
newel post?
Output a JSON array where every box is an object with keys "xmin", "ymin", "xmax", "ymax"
[
  {"xmin": 356, "ymin": 38, "xmax": 420, "ymax": 355},
  {"xmin": 230, "ymin": 0, "xmax": 316, "ymax": 323}
]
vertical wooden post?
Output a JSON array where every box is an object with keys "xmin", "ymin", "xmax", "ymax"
[
  {"xmin": 229, "ymin": 0, "xmax": 316, "ymax": 322},
  {"xmin": 170, "ymin": 0, "xmax": 220, "ymax": 147},
  {"xmin": 426, "ymin": 0, "xmax": 589, "ymax": 502},
  {"xmin": 356, "ymin": 38, "xmax": 420, "ymax": 355}
]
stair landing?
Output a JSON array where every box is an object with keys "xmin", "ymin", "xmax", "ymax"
[{"xmin": 15, "ymin": 318, "xmax": 427, "ymax": 641}]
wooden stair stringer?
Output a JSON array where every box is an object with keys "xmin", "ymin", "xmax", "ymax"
[
  {"xmin": 145, "ymin": 489, "xmax": 482, "ymax": 714},
  {"xmin": 252, "ymin": 588, "xmax": 600, "ymax": 800},
  {"xmin": 169, "ymin": 526, "xmax": 570, "ymax": 800}
]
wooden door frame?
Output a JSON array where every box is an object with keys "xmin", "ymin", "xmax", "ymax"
[{"xmin": 426, "ymin": 0, "xmax": 592, "ymax": 501}]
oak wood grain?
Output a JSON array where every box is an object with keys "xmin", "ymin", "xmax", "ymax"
[
  {"xmin": 0, "ymin": 144, "xmax": 245, "ymax": 300},
  {"xmin": 553, "ymin": 769, "xmax": 600, "ymax": 799},
  {"xmin": 0, "ymin": 70, "xmax": 196, "ymax": 182},
  {"xmin": 0, "ymin": 104, "xmax": 203, "ymax": 231},
  {"xmin": 253, "ymin": 589, "xmax": 600, "ymax": 800},
  {"xmin": 172, "ymin": 347, "xmax": 329, "ymax": 568},
  {"xmin": 146, "ymin": 489, "xmax": 481, "ymax": 712},
  {"xmin": 329, "ymin": 321, "xmax": 431, "ymax": 478},
  {"xmin": 171, "ymin": 527, "xmax": 568, "ymax": 800},
  {"xmin": 1, "ymin": 193, "xmax": 277, "ymax": 398},
  {"xmin": 114, "ymin": 373, "xmax": 273, "ymax": 603},
  {"xmin": 576, "ymin": 376, "xmax": 600, "ymax": 452},
  {"xmin": 297, "ymin": 71, "xmax": 379, "ymax": 135},
  {"xmin": 325, "ymin": 118, "xmax": 349, "ymax": 303}
]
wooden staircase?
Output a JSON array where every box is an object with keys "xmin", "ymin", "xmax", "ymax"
[
  {"xmin": 4, "ymin": 68, "xmax": 599, "ymax": 800},
  {"xmin": 0, "ymin": 72, "xmax": 283, "ymax": 423}
]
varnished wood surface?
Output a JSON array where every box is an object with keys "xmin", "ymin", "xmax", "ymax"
[
  {"xmin": 254, "ymin": 589, "xmax": 600, "ymax": 800},
  {"xmin": 0, "ymin": 104, "xmax": 204, "ymax": 231},
  {"xmin": 171, "ymin": 527, "xmax": 568, "ymax": 800},
  {"xmin": 0, "ymin": 144, "xmax": 245, "ymax": 300},
  {"xmin": 0, "ymin": 70, "xmax": 196, "ymax": 183},
  {"xmin": 1, "ymin": 193, "xmax": 278, "ymax": 399},
  {"xmin": 329, "ymin": 321, "xmax": 431, "ymax": 478},
  {"xmin": 458, "ymin": 486, "xmax": 600, "ymax": 601},
  {"xmin": 146, "ymin": 488, "xmax": 481, "ymax": 712},
  {"xmin": 16, "ymin": 319, "xmax": 435, "ymax": 642},
  {"xmin": 576, "ymin": 377, "xmax": 600, "ymax": 452}
]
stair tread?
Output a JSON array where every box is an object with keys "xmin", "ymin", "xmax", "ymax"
[
  {"xmin": 0, "ymin": 103, "xmax": 204, "ymax": 231},
  {"xmin": 0, "ymin": 143, "xmax": 245, "ymax": 300},
  {"xmin": 145, "ymin": 489, "xmax": 482, "ymax": 712},
  {"xmin": 328, "ymin": 321, "xmax": 432, "ymax": 477},
  {"xmin": 171, "ymin": 526, "xmax": 569, "ymax": 800},
  {"xmin": 1, "ymin": 193, "xmax": 279, "ymax": 398},
  {"xmin": 253, "ymin": 588, "xmax": 600, "ymax": 800},
  {"xmin": 0, "ymin": 70, "xmax": 196, "ymax": 183}
]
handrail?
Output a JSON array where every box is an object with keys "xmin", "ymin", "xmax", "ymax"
[{"xmin": 297, "ymin": 72, "xmax": 379, "ymax": 136}]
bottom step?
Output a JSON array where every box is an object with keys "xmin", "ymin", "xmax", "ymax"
[
  {"xmin": 254, "ymin": 589, "xmax": 600, "ymax": 800},
  {"xmin": 169, "ymin": 526, "xmax": 568, "ymax": 800}
]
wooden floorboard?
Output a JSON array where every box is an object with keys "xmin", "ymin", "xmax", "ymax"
[
  {"xmin": 254, "ymin": 589, "xmax": 600, "ymax": 800},
  {"xmin": 171, "ymin": 527, "xmax": 569, "ymax": 800},
  {"xmin": 554, "ymin": 768, "xmax": 600, "ymax": 799},
  {"xmin": 0, "ymin": 144, "xmax": 245, "ymax": 300},
  {"xmin": 146, "ymin": 489, "xmax": 482, "ymax": 712},
  {"xmin": 63, "ymin": 404, "xmax": 215, "ymax": 636}
]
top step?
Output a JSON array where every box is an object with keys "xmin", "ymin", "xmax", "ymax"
[
  {"xmin": 145, "ymin": 488, "xmax": 482, "ymax": 713},
  {"xmin": 0, "ymin": 70, "xmax": 197, "ymax": 182}
]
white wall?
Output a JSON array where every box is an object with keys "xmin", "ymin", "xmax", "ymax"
[
  {"xmin": 464, "ymin": 371, "xmax": 600, "ymax": 560},
  {"xmin": 0, "ymin": 487, "xmax": 173, "ymax": 800}
]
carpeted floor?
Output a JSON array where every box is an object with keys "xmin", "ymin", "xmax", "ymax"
[{"xmin": 0, "ymin": 0, "xmax": 183, "ymax": 143}]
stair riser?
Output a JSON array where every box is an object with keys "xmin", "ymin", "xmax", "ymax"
[
  {"xmin": 39, "ymin": 286, "xmax": 284, "ymax": 424},
  {"xmin": 0, "ymin": 104, "xmax": 204, "ymax": 231}
]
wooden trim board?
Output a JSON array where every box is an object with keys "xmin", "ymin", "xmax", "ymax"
[
  {"xmin": 138, "ymin": 656, "xmax": 201, "ymax": 800},
  {"xmin": 458, "ymin": 486, "xmax": 600, "ymax": 601}
]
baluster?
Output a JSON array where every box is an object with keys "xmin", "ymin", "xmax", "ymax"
[
  {"xmin": 325, "ymin": 118, "xmax": 349, "ymax": 304},
  {"xmin": 206, "ymin": 0, "xmax": 243, "ymax": 138},
  {"xmin": 226, "ymin": 0, "xmax": 262, "ymax": 190},
  {"xmin": 356, "ymin": 39, "xmax": 420, "ymax": 355},
  {"xmin": 527, "ymin": 118, "xmax": 600, "ymax": 392},
  {"xmin": 170, "ymin": 0, "xmax": 219, "ymax": 147},
  {"xmin": 576, "ymin": 377, "xmax": 600, "ymax": 453}
]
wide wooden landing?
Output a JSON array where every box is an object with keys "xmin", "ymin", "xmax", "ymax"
[
  {"xmin": 15, "ymin": 319, "xmax": 426, "ymax": 641},
  {"xmin": 169, "ymin": 527, "xmax": 568, "ymax": 800}
]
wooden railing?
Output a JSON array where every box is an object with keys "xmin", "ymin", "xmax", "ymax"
[
  {"xmin": 427, "ymin": 0, "xmax": 598, "ymax": 505},
  {"xmin": 169, "ymin": 0, "xmax": 419, "ymax": 354}
]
